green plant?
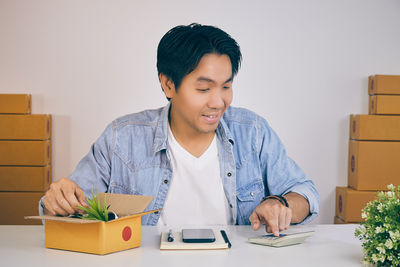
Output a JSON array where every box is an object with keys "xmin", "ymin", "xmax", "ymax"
[
  {"xmin": 355, "ymin": 184, "xmax": 400, "ymax": 266},
  {"xmin": 77, "ymin": 190, "xmax": 110, "ymax": 222}
]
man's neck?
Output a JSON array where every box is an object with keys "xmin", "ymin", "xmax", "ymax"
[{"xmin": 169, "ymin": 121, "xmax": 216, "ymax": 158}]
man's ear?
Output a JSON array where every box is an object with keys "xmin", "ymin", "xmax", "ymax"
[{"xmin": 159, "ymin": 74, "xmax": 175, "ymax": 99}]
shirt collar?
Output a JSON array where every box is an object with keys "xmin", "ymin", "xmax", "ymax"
[{"xmin": 152, "ymin": 103, "xmax": 235, "ymax": 154}]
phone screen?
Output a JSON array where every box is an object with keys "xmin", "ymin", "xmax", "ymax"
[{"xmin": 182, "ymin": 229, "xmax": 216, "ymax": 243}]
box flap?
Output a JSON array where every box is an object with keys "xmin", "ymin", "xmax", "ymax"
[
  {"xmin": 25, "ymin": 215, "xmax": 100, "ymax": 224},
  {"xmin": 99, "ymin": 193, "xmax": 153, "ymax": 216},
  {"xmin": 25, "ymin": 193, "xmax": 155, "ymax": 223},
  {"xmin": 25, "ymin": 209, "xmax": 161, "ymax": 224}
]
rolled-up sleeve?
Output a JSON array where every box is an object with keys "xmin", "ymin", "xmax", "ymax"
[{"xmin": 258, "ymin": 117, "xmax": 320, "ymax": 224}]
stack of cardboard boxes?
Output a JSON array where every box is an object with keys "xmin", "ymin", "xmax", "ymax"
[
  {"xmin": 0, "ymin": 94, "xmax": 52, "ymax": 225},
  {"xmin": 335, "ymin": 75, "xmax": 400, "ymax": 224}
]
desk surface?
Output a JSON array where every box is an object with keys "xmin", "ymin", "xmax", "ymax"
[{"xmin": 0, "ymin": 224, "xmax": 363, "ymax": 267}]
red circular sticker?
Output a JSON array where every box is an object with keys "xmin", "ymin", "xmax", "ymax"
[{"xmin": 122, "ymin": 226, "xmax": 132, "ymax": 241}]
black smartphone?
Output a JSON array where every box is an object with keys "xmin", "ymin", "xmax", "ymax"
[{"xmin": 182, "ymin": 229, "xmax": 216, "ymax": 243}]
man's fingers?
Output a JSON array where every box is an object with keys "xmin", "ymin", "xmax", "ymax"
[
  {"xmin": 266, "ymin": 217, "xmax": 280, "ymax": 236},
  {"xmin": 43, "ymin": 196, "xmax": 56, "ymax": 215},
  {"xmin": 249, "ymin": 212, "xmax": 261, "ymax": 230},
  {"xmin": 75, "ymin": 187, "xmax": 88, "ymax": 207},
  {"xmin": 285, "ymin": 208, "xmax": 292, "ymax": 229},
  {"xmin": 51, "ymin": 184, "xmax": 75, "ymax": 214},
  {"xmin": 43, "ymin": 194, "xmax": 69, "ymax": 216},
  {"xmin": 63, "ymin": 187, "xmax": 84, "ymax": 213},
  {"xmin": 279, "ymin": 207, "xmax": 286, "ymax": 231}
]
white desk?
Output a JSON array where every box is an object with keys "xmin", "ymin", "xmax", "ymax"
[{"xmin": 0, "ymin": 224, "xmax": 363, "ymax": 267}]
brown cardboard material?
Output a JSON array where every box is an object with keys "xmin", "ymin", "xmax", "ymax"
[
  {"xmin": 0, "ymin": 94, "xmax": 31, "ymax": 114},
  {"xmin": 26, "ymin": 193, "xmax": 160, "ymax": 255},
  {"xmin": 334, "ymin": 216, "xmax": 347, "ymax": 224},
  {"xmin": 0, "ymin": 114, "xmax": 51, "ymax": 140},
  {"xmin": 369, "ymin": 75, "xmax": 400, "ymax": 95},
  {"xmin": 0, "ymin": 192, "xmax": 44, "ymax": 225},
  {"xmin": 350, "ymin": 114, "xmax": 400, "ymax": 141},
  {"xmin": 0, "ymin": 165, "xmax": 51, "ymax": 191},
  {"xmin": 335, "ymin": 187, "xmax": 377, "ymax": 223},
  {"xmin": 369, "ymin": 95, "xmax": 400, "ymax": 115},
  {"xmin": 0, "ymin": 140, "xmax": 51, "ymax": 166},
  {"xmin": 348, "ymin": 140, "xmax": 400, "ymax": 190}
]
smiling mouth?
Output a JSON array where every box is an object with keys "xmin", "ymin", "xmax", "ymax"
[{"xmin": 202, "ymin": 114, "xmax": 220, "ymax": 124}]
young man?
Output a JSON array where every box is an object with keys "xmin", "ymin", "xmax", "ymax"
[{"xmin": 40, "ymin": 23, "xmax": 320, "ymax": 236}]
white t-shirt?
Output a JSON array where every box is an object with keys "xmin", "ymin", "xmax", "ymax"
[{"xmin": 157, "ymin": 125, "xmax": 233, "ymax": 227}]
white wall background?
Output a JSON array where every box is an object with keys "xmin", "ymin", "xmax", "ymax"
[{"xmin": 1, "ymin": 0, "xmax": 400, "ymax": 224}]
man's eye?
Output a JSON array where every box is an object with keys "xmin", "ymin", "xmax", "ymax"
[
  {"xmin": 197, "ymin": 89, "xmax": 209, "ymax": 92},
  {"xmin": 223, "ymin": 86, "xmax": 231, "ymax": 90}
]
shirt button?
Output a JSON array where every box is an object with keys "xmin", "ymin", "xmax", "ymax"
[
  {"xmin": 229, "ymin": 204, "xmax": 233, "ymax": 208},
  {"xmin": 227, "ymin": 172, "xmax": 232, "ymax": 177},
  {"xmin": 164, "ymin": 179, "xmax": 168, "ymax": 184},
  {"xmin": 250, "ymin": 192, "xmax": 254, "ymax": 197}
]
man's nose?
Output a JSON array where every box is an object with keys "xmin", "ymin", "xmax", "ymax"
[{"xmin": 207, "ymin": 91, "xmax": 225, "ymax": 109}]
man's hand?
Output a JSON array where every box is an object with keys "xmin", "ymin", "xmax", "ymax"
[
  {"xmin": 43, "ymin": 178, "xmax": 88, "ymax": 216},
  {"xmin": 249, "ymin": 199, "xmax": 292, "ymax": 236}
]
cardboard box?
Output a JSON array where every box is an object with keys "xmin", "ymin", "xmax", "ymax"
[
  {"xmin": 335, "ymin": 187, "xmax": 376, "ymax": 223},
  {"xmin": 0, "ymin": 114, "xmax": 51, "ymax": 140},
  {"xmin": 350, "ymin": 114, "xmax": 400, "ymax": 141},
  {"xmin": 334, "ymin": 216, "xmax": 347, "ymax": 224},
  {"xmin": 369, "ymin": 95, "xmax": 400, "ymax": 115},
  {"xmin": 0, "ymin": 192, "xmax": 44, "ymax": 225},
  {"xmin": 26, "ymin": 193, "xmax": 159, "ymax": 255},
  {"xmin": 0, "ymin": 140, "xmax": 51, "ymax": 166},
  {"xmin": 369, "ymin": 75, "xmax": 400, "ymax": 95},
  {"xmin": 0, "ymin": 165, "xmax": 51, "ymax": 191},
  {"xmin": 348, "ymin": 140, "xmax": 400, "ymax": 190},
  {"xmin": 0, "ymin": 94, "xmax": 31, "ymax": 114}
]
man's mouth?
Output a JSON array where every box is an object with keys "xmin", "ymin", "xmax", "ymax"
[{"xmin": 202, "ymin": 114, "xmax": 219, "ymax": 123}]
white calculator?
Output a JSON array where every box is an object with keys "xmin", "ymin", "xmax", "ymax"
[{"xmin": 248, "ymin": 231, "xmax": 315, "ymax": 247}]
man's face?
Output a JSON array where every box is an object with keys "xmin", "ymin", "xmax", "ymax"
[{"xmin": 166, "ymin": 53, "xmax": 233, "ymax": 137}]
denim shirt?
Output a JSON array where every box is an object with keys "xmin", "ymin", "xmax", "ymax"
[{"xmin": 40, "ymin": 103, "xmax": 320, "ymax": 225}]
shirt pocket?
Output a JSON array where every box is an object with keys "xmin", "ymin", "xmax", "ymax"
[{"xmin": 236, "ymin": 179, "xmax": 264, "ymax": 225}]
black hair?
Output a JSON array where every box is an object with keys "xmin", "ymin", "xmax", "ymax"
[{"xmin": 157, "ymin": 23, "xmax": 242, "ymax": 100}]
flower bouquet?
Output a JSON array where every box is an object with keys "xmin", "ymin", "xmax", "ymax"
[{"xmin": 355, "ymin": 184, "xmax": 400, "ymax": 266}]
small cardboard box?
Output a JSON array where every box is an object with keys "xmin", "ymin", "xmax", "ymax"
[
  {"xmin": 26, "ymin": 193, "xmax": 159, "ymax": 255},
  {"xmin": 369, "ymin": 95, "xmax": 400, "ymax": 115},
  {"xmin": 0, "ymin": 94, "xmax": 31, "ymax": 114},
  {"xmin": 334, "ymin": 216, "xmax": 347, "ymax": 224},
  {"xmin": 350, "ymin": 114, "xmax": 400, "ymax": 141},
  {"xmin": 348, "ymin": 140, "xmax": 400, "ymax": 190},
  {"xmin": 0, "ymin": 114, "xmax": 51, "ymax": 140},
  {"xmin": 369, "ymin": 75, "xmax": 400, "ymax": 95},
  {"xmin": 335, "ymin": 187, "xmax": 377, "ymax": 223},
  {"xmin": 0, "ymin": 140, "xmax": 51, "ymax": 166},
  {"xmin": 0, "ymin": 165, "xmax": 51, "ymax": 191},
  {"xmin": 0, "ymin": 192, "xmax": 44, "ymax": 225}
]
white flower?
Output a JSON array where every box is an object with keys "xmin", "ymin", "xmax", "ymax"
[
  {"xmin": 377, "ymin": 246, "xmax": 385, "ymax": 254},
  {"xmin": 375, "ymin": 226, "xmax": 383, "ymax": 234},
  {"xmin": 377, "ymin": 203, "xmax": 384, "ymax": 212},
  {"xmin": 385, "ymin": 239, "xmax": 393, "ymax": 249},
  {"xmin": 387, "ymin": 184, "xmax": 394, "ymax": 190},
  {"xmin": 361, "ymin": 212, "xmax": 367, "ymax": 219},
  {"xmin": 386, "ymin": 191, "xmax": 394, "ymax": 198},
  {"xmin": 372, "ymin": 254, "xmax": 379, "ymax": 263}
]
